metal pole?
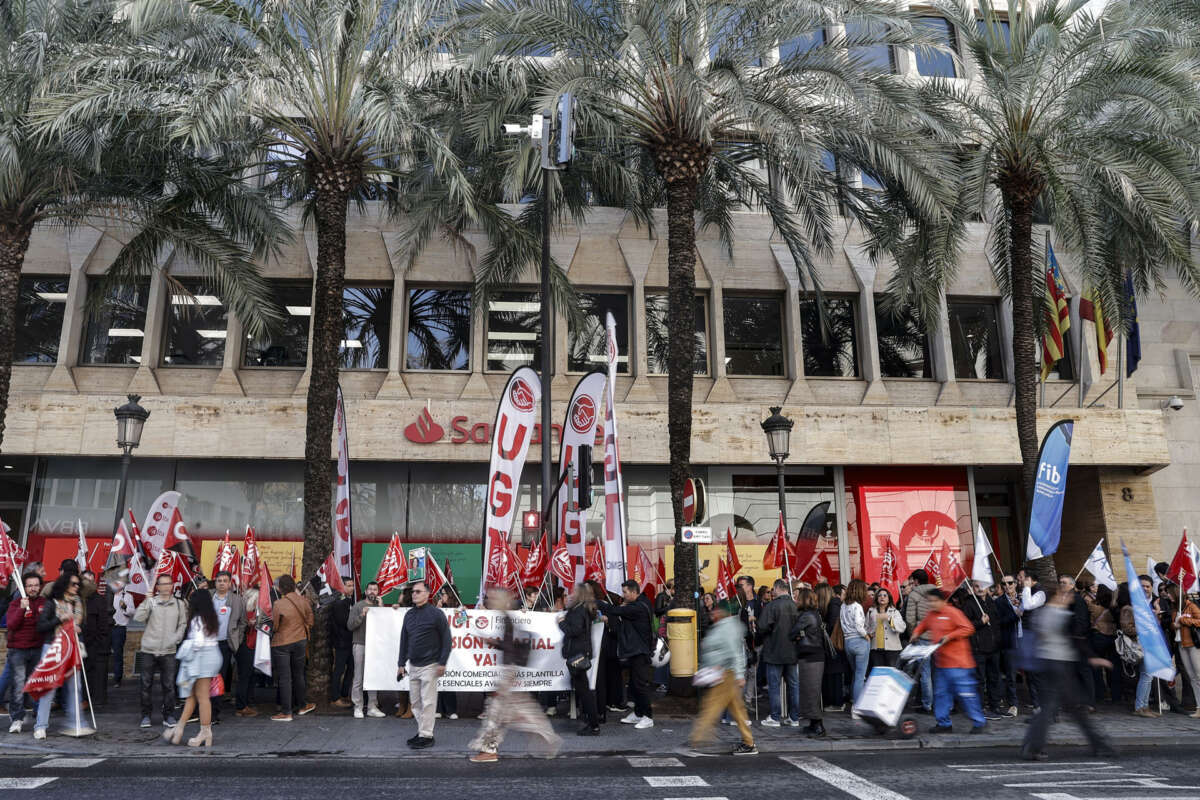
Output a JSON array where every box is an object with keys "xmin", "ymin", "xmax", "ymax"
[
  {"xmin": 1117, "ymin": 334, "xmax": 1125, "ymax": 409},
  {"xmin": 112, "ymin": 446, "xmax": 132, "ymax": 538},
  {"xmin": 776, "ymin": 457, "xmax": 787, "ymax": 579},
  {"xmin": 540, "ymin": 155, "xmax": 554, "ymax": 544}
]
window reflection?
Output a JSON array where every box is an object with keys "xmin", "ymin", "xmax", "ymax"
[
  {"xmin": 15, "ymin": 277, "xmax": 68, "ymax": 363},
  {"xmin": 948, "ymin": 299, "xmax": 1003, "ymax": 379},
  {"xmin": 244, "ymin": 282, "xmax": 311, "ymax": 367},
  {"xmin": 568, "ymin": 292, "xmax": 629, "ymax": 373},
  {"xmin": 164, "ymin": 280, "xmax": 228, "ymax": 366},
  {"xmin": 800, "ymin": 295, "xmax": 859, "ymax": 377},
  {"xmin": 341, "ymin": 286, "xmax": 391, "ymax": 369},
  {"xmin": 406, "ymin": 288, "xmax": 470, "ymax": 370},
  {"xmin": 723, "ymin": 295, "xmax": 784, "ymax": 376},
  {"xmin": 875, "ymin": 299, "xmax": 931, "ymax": 378},
  {"xmin": 915, "ymin": 17, "xmax": 958, "ymax": 77},
  {"xmin": 845, "ymin": 20, "xmax": 896, "ymax": 73},
  {"xmin": 646, "ymin": 294, "xmax": 708, "ymax": 375},
  {"xmin": 486, "ymin": 291, "xmax": 541, "ymax": 371},
  {"xmin": 81, "ymin": 281, "xmax": 150, "ymax": 365}
]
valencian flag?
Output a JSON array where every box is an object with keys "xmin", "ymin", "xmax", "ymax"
[
  {"xmin": 725, "ymin": 529, "xmax": 742, "ymax": 575},
  {"xmin": 1122, "ymin": 543, "xmax": 1175, "ymax": 680},
  {"xmin": 241, "ymin": 526, "xmax": 261, "ymax": 589},
  {"xmin": 24, "ymin": 619, "xmax": 83, "ymax": 700},
  {"xmin": 1168, "ymin": 530, "xmax": 1197, "ymax": 593},
  {"xmin": 520, "ymin": 534, "xmax": 549, "ymax": 587},
  {"xmin": 1041, "ymin": 243, "xmax": 1071, "ymax": 380},
  {"xmin": 375, "ymin": 533, "xmax": 408, "ymax": 596},
  {"xmin": 1027, "ymin": 420, "xmax": 1074, "ymax": 560},
  {"xmin": 1079, "ymin": 288, "xmax": 1114, "ymax": 374}
]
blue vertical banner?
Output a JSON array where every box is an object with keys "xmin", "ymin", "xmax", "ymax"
[
  {"xmin": 1026, "ymin": 420, "xmax": 1074, "ymax": 560},
  {"xmin": 1122, "ymin": 543, "xmax": 1175, "ymax": 680}
]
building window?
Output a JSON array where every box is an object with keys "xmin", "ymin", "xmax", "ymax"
[
  {"xmin": 875, "ymin": 299, "xmax": 932, "ymax": 378},
  {"xmin": 800, "ymin": 296, "xmax": 859, "ymax": 377},
  {"xmin": 405, "ymin": 287, "xmax": 470, "ymax": 371},
  {"xmin": 81, "ymin": 281, "xmax": 150, "ymax": 365},
  {"xmin": 568, "ymin": 293, "xmax": 629, "ymax": 373},
  {"xmin": 915, "ymin": 17, "xmax": 958, "ymax": 77},
  {"xmin": 243, "ymin": 282, "xmax": 311, "ymax": 367},
  {"xmin": 779, "ymin": 28, "xmax": 825, "ymax": 60},
  {"xmin": 948, "ymin": 298, "xmax": 1003, "ymax": 379},
  {"xmin": 486, "ymin": 291, "xmax": 541, "ymax": 371},
  {"xmin": 341, "ymin": 286, "xmax": 391, "ymax": 369},
  {"xmin": 845, "ymin": 20, "xmax": 896, "ymax": 73},
  {"xmin": 163, "ymin": 281, "xmax": 228, "ymax": 366},
  {"xmin": 1038, "ymin": 335, "xmax": 1075, "ymax": 381},
  {"xmin": 723, "ymin": 295, "xmax": 784, "ymax": 376},
  {"xmin": 976, "ymin": 18, "xmax": 1011, "ymax": 48},
  {"xmin": 15, "ymin": 277, "xmax": 68, "ymax": 363},
  {"xmin": 646, "ymin": 294, "xmax": 708, "ymax": 375}
]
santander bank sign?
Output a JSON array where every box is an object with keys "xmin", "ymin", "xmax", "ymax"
[{"xmin": 403, "ymin": 405, "xmax": 600, "ymax": 447}]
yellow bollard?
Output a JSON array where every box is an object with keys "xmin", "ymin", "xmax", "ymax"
[{"xmin": 666, "ymin": 608, "xmax": 698, "ymax": 677}]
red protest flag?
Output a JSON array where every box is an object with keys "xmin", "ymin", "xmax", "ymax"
[
  {"xmin": 656, "ymin": 554, "xmax": 666, "ymax": 586},
  {"xmin": 1168, "ymin": 530, "xmax": 1197, "ymax": 593},
  {"xmin": 942, "ymin": 541, "xmax": 967, "ymax": 587},
  {"xmin": 551, "ymin": 537, "xmax": 574, "ymax": 592},
  {"xmin": 375, "ymin": 533, "xmax": 409, "ymax": 596},
  {"xmin": 725, "ymin": 529, "xmax": 743, "ymax": 575},
  {"xmin": 289, "ymin": 546, "xmax": 298, "ymax": 580},
  {"xmin": 23, "ymin": 619, "xmax": 82, "ymax": 700},
  {"xmin": 714, "ymin": 558, "xmax": 735, "ymax": 602},
  {"xmin": 241, "ymin": 527, "xmax": 261, "ymax": 589},
  {"xmin": 584, "ymin": 543, "xmax": 605, "ymax": 585},
  {"xmin": 923, "ymin": 551, "xmax": 943, "ymax": 588},
  {"xmin": 424, "ymin": 552, "xmax": 449, "ymax": 599},
  {"xmin": 317, "ymin": 552, "xmax": 349, "ymax": 596},
  {"xmin": 879, "ymin": 539, "xmax": 899, "ymax": 591},
  {"xmin": 257, "ymin": 559, "xmax": 274, "ymax": 617},
  {"xmin": 483, "ymin": 533, "xmax": 520, "ymax": 591},
  {"xmin": 764, "ymin": 512, "xmax": 788, "ymax": 570},
  {"xmin": 163, "ymin": 508, "xmax": 199, "ymax": 566},
  {"xmin": 212, "ymin": 531, "xmax": 232, "ymax": 577},
  {"xmin": 520, "ymin": 534, "xmax": 550, "ymax": 587},
  {"xmin": 154, "ymin": 549, "xmax": 195, "ymax": 594}
]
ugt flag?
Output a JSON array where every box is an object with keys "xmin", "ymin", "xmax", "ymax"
[
  {"xmin": 24, "ymin": 619, "xmax": 82, "ymax": 700},
  {"xmin": 1027, "ymin": 420, "xmax": 1073, "ymax": 560},
  {"xmin": 1122, "ymin": 543, "xmax": 1175, "ymax": 680}
]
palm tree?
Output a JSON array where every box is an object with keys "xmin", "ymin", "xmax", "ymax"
[
  {"xmin": 886, "ymin": 0, "xmax": 1200, "ymax": 583},
  {"xmin": 2, "ymin": 0, "xmax": 283, "ymax": 450},
  {"xmin": 427, "ymin": 0, "xmax": 962, "ymax": 602}
]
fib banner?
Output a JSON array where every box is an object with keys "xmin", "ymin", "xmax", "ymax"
[
  {"xmin": 480, "ymin": 367, "xmax": 541, "ymax": 598},
  {"xmin": 1026, "ymin": 420, "xmax": 1074, "ymax": 561},
  {"xmin": 362, "ymin": 607, "xmax": 602, "ymax": 692}
]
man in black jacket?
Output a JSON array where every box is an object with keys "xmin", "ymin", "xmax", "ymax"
[
  {"xmin": 1057, "ymin": 575, "xmax": 1097, "ymax": 710},
  {"xmin": 756, "ymin": 579, "xmax": 800, "ymax": 726},
  {"xmin": 328, "ymin": 591, "xmax": 354, "ymax": 706},
  {"xmin": 959, "ymin": 581, "xmax": 1003, "ymax": 716},
  {"xmin": 598, "ymin": 580, "xmax": 655, "ymax": 728}
]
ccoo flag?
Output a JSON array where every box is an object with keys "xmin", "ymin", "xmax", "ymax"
[
  {"xmin": 1026, "ymin": 420, "xmax": 1074, "ymax": 561},
  {"xmin": 1122, "ymin": 543, "xmax": 1175, "ymax": 680}
]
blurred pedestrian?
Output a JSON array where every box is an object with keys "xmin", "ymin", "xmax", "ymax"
[
  {"xmin": 688, "ymin": 602, "xmax": 756, "ymax": 755},
  {"xmin": 912, "ymin": 589, "xmax": 985, "ymax": 734}
]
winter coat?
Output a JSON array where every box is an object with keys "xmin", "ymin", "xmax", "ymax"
[
  {"xmin": 757, "ymin": 595, "xmax": 800, "ymax": 665},
  {"xmin": 559, "ymin": 604, "xmax": 596, "ymax": 661},
  {"xmin": 904, "ymin": 583, "xmax": 940, "ymax": 637},
  {"xmin": 133, "ymin": 594, "xmax": 188, "ymax": 655},
  {"xmin": 865, "ymin": 606, "xmax": 906, "ymax": 651},
  {"xmin": 599, "ymin": 594, "xmax": 654, "ymax": 660}
]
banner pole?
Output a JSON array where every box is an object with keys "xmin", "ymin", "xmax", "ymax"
[
  {"xmin": 1074, "ymin": 563, "xmax": 1088, "ymax": 583},
  {"xmin": 74, "ymin": 628, "xmax": 97, "ymax": 731}
]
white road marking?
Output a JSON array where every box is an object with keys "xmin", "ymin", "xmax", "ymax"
[
  {"xmin": 1033, "ymin": 795, "xmax": 1200, "ymax": 800},
  {"xmin": 782, "ymin": 755, "xmax": 912, "ymax": 800},
  {"xmin": 0, "ymin": 779, "xmax": 58, "ymax": 789},
  {"xmin": 35, "ymin": 758, "xmax": 105, "ymax": 769},
  {"xmin": 968, "ymin": 767, "xmax": 1123, "ymax": 780},
  {"xmin": 661, "ymin": 797, "xmax": 728, "ymax": 800},
  {"xmin": 643, "ymin": 776, "xmax": 710, "ymax": 787},
  {"xmin": 627, "ymin": 757, "xmax": 684, "ymax": 768},
  {"xmin": 1005, "ymin": 778, "xmax": 1200, "ymax": 789},
  {"xmin": 948, "ymin": 762, "xmax": 1112, "ymax": 769}
]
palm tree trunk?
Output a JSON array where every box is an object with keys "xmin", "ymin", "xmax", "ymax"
[
  {"xmin": 302, "ymin": 180, "xmax": 349, "ymax": 704},
  {"xmin": 0, "ymin": 221, "xmax": 33, "ymax": 453},
  {"xmin": 1005, "ymin": 190, "xmax": 1057, "ymax": 586},
  {"xmin": 665, "ymin": 175, "xmax": 698, "ymax": 610}
]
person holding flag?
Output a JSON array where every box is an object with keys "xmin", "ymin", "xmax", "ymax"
[
  {"xmin": 1119, "ymin": 562, "xmax": 1172, "ymax": 718},
  {"xmin": 32, "ymin": 572, "xmax": 91, "ymax": 738},
  {"xmin": 5, "ymin": 572, "xmax": 45, "ymax": 733}
]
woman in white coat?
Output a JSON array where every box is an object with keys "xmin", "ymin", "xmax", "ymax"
[{"xmin": 866, "ymin": 588, "xmax": 906, "ymax": 669}]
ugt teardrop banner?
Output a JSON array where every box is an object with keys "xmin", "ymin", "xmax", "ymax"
[
  {"xmin": 558, "ymin": 371, "xmax": 607, "ymax": 587},
  {"xmin": 140, "ymin": 490, "xmax": 182, "ymax": 561},
  {"xmin": 602, "ymin": 312, "xmax": 628, "ymax": 594},
  {"xmin": 333, "ymin": 385, "xmax": 354, "ymax": 588},
  {"xmin": 1026, "ymin": 420, "xmax": 1074, "ymax": 560},
  {"xmin": 480, "ymin": 367, "xmax": 542, "ymax": 599}
]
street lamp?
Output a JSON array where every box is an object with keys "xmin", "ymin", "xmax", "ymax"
[
  {"xmin": 112, "ymin": 394, "xmax": 149, "ymax": 538},
  {"xmin": 760, "ymin": 405, "xmax": 794, "ymax": 554}
]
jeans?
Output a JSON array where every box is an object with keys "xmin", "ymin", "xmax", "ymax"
[
  {"xmin": 139, "ymin": 652, "xmax": 178, "ymax": 720},
  {"xmin": 1023, "ymin": 660, "xmax": 1107, "ymax": 755},
  {"xmin": 919, "ymin": 656, "xmax": 933, "ymax": 709},
  {"xmin": 111, "ymin": 626, "xmax": 127, "ymax": 682},
  {"xmin": 1135, "ymin": 667, "xmax": 1152, "ymax": 710},
  {"xmin": 0, "ymin": 657, "xmax": 11, "ymax": 706},
  {"xmin": 844, "ymin": 635, "xmax": 870, "ymax": 703},
  {"xmin": 5, "ymin": 648, "xmax": 40, "ymax": 721},
  {"xmin": 998, "ymin": 648, "xmax": 1020, "ymax": 707},
  {"xmin": 235, "ymin": 643, "xmax": 256, "ymax": 709},
  {"xmin": 765, "ymin": 662, "xmax": 800, "ymax": 722},
  {"xmin": 271, "ymin": 640, "xmax": 308, "ymax": 715},
  {"xmin": 628, "ymin": 653, "xmax": 654, "ymax": 719},
  {"xmin": 933, "ymin": 666, "xmax": 985, "ymax": 729},
  {"xmin": 36, "ymin": 652, "xmax": 83, "ymax": 732},
  {"xmin": 330, "ymin": 646, "xmax": 352, "ymax": 701}
]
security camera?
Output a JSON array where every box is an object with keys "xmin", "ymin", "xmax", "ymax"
[{"xmin": 1163, "ymin": 395, "xmax": 1184, "ymax": 411}]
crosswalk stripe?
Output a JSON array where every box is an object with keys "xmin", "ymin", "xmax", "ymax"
[
  {"xmin": 0, "ymin": 779, "xmax": 58, "ymax": 790},
  {"xmin": 644, "ymin": 776, "xmax": 709, "ymax": 787},
  {"xmin": 627, "ymin": 757, "xmax": 684, "ymax": 768},
  {"xmin": 35, "ymin": 758, "xmax": 105, "ymax": 769},
  {"xmin": 1032, "ymin": 795, "xmax": 1200, "ymax": 800},
  {"xmin": 661, "ymin": 797, "xmax": 729, "ymax": 800},
  {"xmin": 782, "ymin": 755, "xmax": 912, "ymax": 800}
]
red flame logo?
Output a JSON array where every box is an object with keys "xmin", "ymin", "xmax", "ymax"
[
  {"xmin": 404, "ymin": 407, "xmax": 445, "ymax": 444},
  {"xmin": 570, "ymin": 395, "xmax": 596, "ymax": 435},
  {"xmin": 510, "ymin": 378, "xmax": 536, "ymax": 412}
]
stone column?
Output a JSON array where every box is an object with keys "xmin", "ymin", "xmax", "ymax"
[
  {"xmin": 44, "ymin": 229, "xmax": 103, "ymax": 393},
  {"xmin": 769, "ymin": 244, "xmax": 814, "ymax": 405},
  {"xmin": 931, "ymin": 291, "xmax": 964, "ymax": 404},
  {"xmin": 210, "ymin": 310, "xmax": 245, "ymax": 396},
  {"xmin": 842, "ymin": 245, "xmax": 888, "ymax": 405},
  {"xmin": 459, "ymin": 233, "xmax": 493, "ymax": 400},
  {"xmin": 378, "ymin": 232, "xmax": 410, "ymax": 399},
  {"xmin": 128, "ymin": 261, "xmax": 172, "ymax": 395},
  {"xmin": 617, "ymin": 238, "xmax": 658, "ymax": 402},
  {"xmin": 696, "ymin": 242, "xmax": 736, "ymax": 403}
]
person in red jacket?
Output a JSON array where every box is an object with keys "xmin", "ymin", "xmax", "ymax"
[
  {"xmin": 5, "ymin": 573, "xmax": 46, "ymax": 733},
  {"xmin": 911, "ymin": 589, "xmax": 987, "ymax": 734}
]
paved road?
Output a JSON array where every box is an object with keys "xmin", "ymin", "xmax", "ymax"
[{"xmin": 3, "ymin": 746, "xmax": 1199, "ymax": 800}]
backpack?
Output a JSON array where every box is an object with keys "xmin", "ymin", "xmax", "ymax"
[{"xmin": 1115, "ymin": 630, "xmax": 1143, "ymax": 676}]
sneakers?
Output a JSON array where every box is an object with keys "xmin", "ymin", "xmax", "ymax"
[
  {"xmin": 34, "ymin": 729, "xmax": 46, "ymax": 740},
  {"xmin": 634, "ymin": 717, "xmax": 655, "ymax": 730},
  {"xmin": 8, "ymin": 719, "xmax": 22, "ymax": 734},
  {"xmin": 784, "ymin": 718, "xmax": 801, "ymax": 727},
  {"xmin": 449, "ymin": 713, "xmax": 458, "ymax": 720},
  {"xmin": 929, "ymin": 724, "xmax": 953, "ymax": 734},
  {"xmin": 1004, "ymin": 705, "xmax": 1018, "ymax": 718},
  {"xmin": 164, "ymin": 716, "xmax": 178, "ymax": 727},
  {"xmin": 297, "ymin": 703, "xmax": 316, "ymax": 716},
  {"xmin": 333, "ymin": 698, "xmax": 353, "ymax": 708},
  {"xmin": 271, "ymin": 713, "xmax": 293, "ymax": 722},
  {"xmin": 408, "ymin": 736, "xmax": 434, "ymax": 749},
  {"xmin": 732, "ymin": 743, "xmax": 758, "ymax": 756},
  {"xmin": 435, "ymin": 712, "xmax": 443, "ymax": 719},
  {"xmin": 606, "ymin": 705, "xmax": 625, "ymax": 713},
  {"xmin": 140, "ymin": 716, "xmax": 151, "ymax": 729},
  {"xmin": 545, "ymin": 707, "xmax": 557, "ymax": 717},
  {"xmin": 620, "ymin": 712, "xmax": 640, "ymax": 724},
  {"xmin": 470, "ymin": 752, "xmax": 499, "ymax": 763},
  {"xmin": 354, "ymin": 708, "xmax": 364, "ymax": 719},
  {"xmin": 760, "ymin": 717, "xmax": 781, "ymax": 728},
  {"xmin": 367, "ymin": 707, "xmax": 386, "ymax": 718}
]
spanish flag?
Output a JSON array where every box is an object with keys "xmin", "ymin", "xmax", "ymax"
[
  {"xmin": 1040, "ymin": 245, "xmax": 1071, "ymax": 380},
  {"xmin": 1079, "ymin": 288, "xmax": 1115, "ymax": 374}
]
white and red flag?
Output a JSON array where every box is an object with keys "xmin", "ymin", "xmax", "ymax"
[
  {"xmin": 154, "ymin": 549, "xmax": 195, "ymax": 593},
  {"xmin": 520, "ymin": 534, "xmax": 549, "ymax": 588},
  {"xmin": 763, "ymin": 512, "xmax": 794, "ymax": 573},
  {"xmin": 715, "ymin": 557, "xmax": 735, "ymax": 603},
  {"xmin": 140, "ymin": 490, "xmax": 182, "ymax": 560},
  {"xmin": 163, "ymin": 508, "xmax": 199, "ymax": 567},
  {"xmin": 879, "ymin": 538, "xmax": 899, "ymax": 591},
  {"xmin": 556, "ymin": 371, "xmax": 606, "ymax": 588},
  {"xmin": 923, "ymin": 551, "xmax": 944, "ymax": 588},
  {"xmin": 375, "ymin": 533, "xmax": 408, "ymax": 596},
  {"xmin": 241, "ymin": 527, "xmax": 261, "ymax": 589},
  {"xmin": 24, "ymin": 619, "xmax": 82, "ymax": 700},
  {"xmin": 584, "ymin": 542, "xmax": 606, "ymax": 585},
  {"xmin": 74, "ymin": 519, "xmax": 89, "ymax": 571},
  {"xmin": 551, "ymin": 537, "xmax": 574, "ymax": 592},
  {"xmin": 424, "ymin": 552, "xmax": 449, "ymax": 599},
  {"xmin": 257, "ymin": 559, "xmax": 274, "ymax": 617},
  {"xmin": 0, "ymin": 521, "xmax": 27, "ymax": 585},
  {"xmin": 1168, "ymin": 529, "xmax": 1197, "ymax": 593},
  {"xmin": 316, "ymin": 552, "xmax": 349, "ymax": 596},
  {"xmin": 485, "ymin": 533, "xmax": 521, "ymax": 591},
  {"xmin": 725, "ymin": 529, "xmax": 743, "ymax": 576},
  {"xmin": 941, "ymin": 541, "xmax": 967, "ymax": 587},
  {"xmin": 601, "ymin": 312, "xmax": 627, "ymax": 593},
  {"xmin": 333, "ymin": 385, "xmax": 354, "ymax": 590}
]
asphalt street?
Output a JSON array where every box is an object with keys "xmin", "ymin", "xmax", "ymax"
[{"xmin": 3, "ymin": 746, "xmax": 1199, "ymax": 800}]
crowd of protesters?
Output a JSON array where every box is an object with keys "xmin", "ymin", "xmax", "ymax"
[{"xmin": 4, "ymin": 555, "xmax": 1200, "ymax": 759}]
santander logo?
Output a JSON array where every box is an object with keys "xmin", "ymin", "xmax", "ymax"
[
  {"xmin": 509, "ymin": 379, "xmax": 535, "ymax": 412},
  {"xmin": 404, "ymin": 407, "xmax": 445, "ymax": 444},
  {"xmin": 570, "ymin": 395, "xmax": 596, "ymax": 435}
]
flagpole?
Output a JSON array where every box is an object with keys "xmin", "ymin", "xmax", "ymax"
[{"xmin": 73, "ymin": 626, "xmax": 97, "ymax": 732}]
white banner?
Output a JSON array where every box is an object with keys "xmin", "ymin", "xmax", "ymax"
[
  {"xmin": 602, "ymin": 313, "xmax": 628, "ymax": 594},
  {"xmin": 481, "ymin": 368, "xmax": 542, "ymax": 598},
  {"xmin": 363, "ymin": 607, "xmax": 601, "ymax": 692},
  {"xmin": 333, "ymin": 385, "xmax": 354, "ymax": 586},
  {"xmin": 141, "ymin": 490, "xmax": 182, "ymax": 560},
  {"xmin": 557, "ymin": 372, "xmax": 606, "ymax": 587}
]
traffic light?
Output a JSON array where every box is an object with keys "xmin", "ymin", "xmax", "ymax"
[{"xmin": 576, "ymin": 444, "xmax": 592, "ymax": 510}]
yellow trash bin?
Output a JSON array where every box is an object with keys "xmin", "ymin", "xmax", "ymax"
[{"xmin": 666, "ymin": 608, "xmax": 698, "ymax": 677}]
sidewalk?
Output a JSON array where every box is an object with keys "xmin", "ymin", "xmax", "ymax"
[{"xmin": 7, "ymin": 684, "xmax": 1200, "ymax": 759}]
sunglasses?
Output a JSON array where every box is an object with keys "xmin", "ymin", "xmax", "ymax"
[{"xmin": 1003, "ymin": 580, "xmax": 1016, "ymax": 585}]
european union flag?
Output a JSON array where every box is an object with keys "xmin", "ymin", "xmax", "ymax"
[{"xmin": 1124, "ymin": 273, "xmax": 1141, "ymax": 377}]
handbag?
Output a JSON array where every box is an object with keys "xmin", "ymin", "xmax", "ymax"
[
  {"xmin": 209, "ymin": 673, "xmax": 225, "ymax": 698},
  {"xmin": 253, "ymin": 630, "xmax": 273, "ymax": 677},
  {"xmin": 566, "ymin": 653, "xmax": 591, "ymax": 672},
  {"xmin": 693, "ymin": 666, "xmax": 723, "ymax": 687},
  {"xmin": 829, "ymin": 620, "xmax": 845, "ymax": 652}
]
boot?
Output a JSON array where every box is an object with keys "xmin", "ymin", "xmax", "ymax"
[
  {"xmin": 187, "ymin": 725, "xmax": 213, "ymax": 747},
  {"xmin": 164, "ymin": 722, "xmax": 185, "ymax": 745},
  {"xmin": 806, "ymin": 719, "xmax": 826, "ymax": 738}
]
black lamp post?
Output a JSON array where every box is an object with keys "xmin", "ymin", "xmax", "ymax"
[
  {"xmin": 111, "ymin": 394, "xmax": 149, "ymax": 538},
  {"xmin": 760, "ymin": 406, "xmax": 794, "ymax": 557}
]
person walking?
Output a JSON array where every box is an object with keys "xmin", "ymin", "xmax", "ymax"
[
  {"xmin": 328, "ymin": 588, "xmax": 354, "ymax": 708},
  {"xmin": 559, "ymin": 583, "xmax": 600, "ymax": 735},
  {"xmin": 33, "ymin": 573, "xmax": 89, "ymax": 738},
  {"xmin": 904, "ymin": 569, "xmax": 939, "ymax": 713},
  {"xmin": 270, "ymin": 574, "xmax": 316, "ymax": 721},
  {"xmin": 687, "ymin": 601, "xmax": 757, "ymax": 755},
  {"xmin": 110, "ymin": 580, "xmax": 136, "ymax": 689},
  {"xmin": 210, "ymin": 570, "xmax": 245, "ymax": 721},
  {"xmin": 133, "ymin": 574, "xmax": 187, "ymax": 729},
  {"xmin": 1020, "ymin": 586, "xmax": 1116, "ymax": 760},
  {"xmin": 597, "ymin": 580, "xmax": 656, "ymax": 729},
  {"xmin": 911, "ymin": 589, "xmax": 986, "ymax": 734},
  {"xmin": 5, "ymin": 572, "xmax": 45, "ymax": 733},
  {"xmin": 866, "ymin": 587, "xmax": 905, "ymax": 669},
  {"xmin": 164, "ymin": 589, "xmax": 223, "ymax": 747},
  {"xmin": 757, "ymin": 579, "xmax": 800, "ymax": 727},
  {"xmin": 81, "ymin": 572, "xmax": 114, "ymax": 707},
  {"xmin": 397, "ymin": 580, "xmax": 451, "ymax": 749},
  {"xmin": 348, "ymin": 580, "xmax": 384, "ymax": 718},
  {"xmin": 468, "ymin": 588, "xmax": 562, "ymax": 762},
  {"xmin": 792, "ymin": 587, "xmax": 827, "ymax": 737},
  {"xmin": 841, "ymin": 579, "xmax": 871, "ymax": 705}
]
